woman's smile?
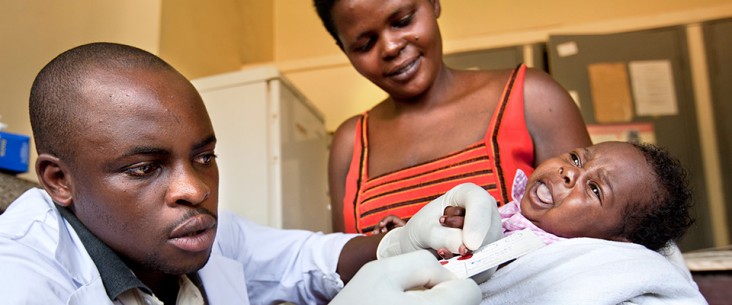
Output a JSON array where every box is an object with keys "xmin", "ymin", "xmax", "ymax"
[{"xmin": 385, "ymin": 56, "xmax": 421, "ymax": 82}]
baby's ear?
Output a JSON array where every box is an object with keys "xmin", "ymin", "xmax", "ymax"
[{"xmin": 35, "ymin": 153, "xmax": 74, "ymax": 207}]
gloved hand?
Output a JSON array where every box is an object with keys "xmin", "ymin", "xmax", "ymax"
[
  {"xmin": 329, "ymin": 250, "xmax": 481, "ymax": 305},
  {"xmin": 376, "ymin": 183, "xmax": 502, "ymax": 259}
]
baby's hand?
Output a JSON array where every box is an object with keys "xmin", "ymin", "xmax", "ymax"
[
  {"xmin": 440, "ymin": 206, "xmax": 466, "ymax": 228},
  {"xmin": 436, "ymin": 206, "xmax": 468, "ymax": 259},
  {"xmin": 371, "ymin": 214, "xmax": 406, "ymax": 235}
]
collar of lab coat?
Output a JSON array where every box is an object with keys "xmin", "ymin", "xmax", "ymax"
[
  {"xmin": 12, "ymin": 189, "xmax": 114, "ymax": 304},
  {"xmin": 17, "ymin": 189, "xmax": 101, "ymax": 289},
  {"xmin": 7, "ymin": 189, "xmax": 250, "ymax": 305},
  {"xmin": 197, "ymin": 245, "xmax": 250, "ymax": 304}
]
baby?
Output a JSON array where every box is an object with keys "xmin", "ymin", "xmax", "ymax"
[{"xmin": 377, "ymin": 141, "xmax": 694, "ymax": 253}]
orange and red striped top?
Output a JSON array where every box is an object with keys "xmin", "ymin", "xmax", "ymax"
[{"xmin": 342, "ymin": 64, "xmax": 535, "ymax": 234}]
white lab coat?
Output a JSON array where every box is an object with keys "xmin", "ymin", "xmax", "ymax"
[{"xmin": 0, "ymin": 188, "xmax": 355, "ymax": 305}]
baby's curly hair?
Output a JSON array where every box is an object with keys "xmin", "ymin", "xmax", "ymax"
[{"xmin": 621, "ymin": 143, "xmax": 695, "ymax": 251}]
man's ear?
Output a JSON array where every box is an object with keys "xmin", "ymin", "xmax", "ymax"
[
  {"xmin": 432, "ymin": 0, "xmax": 441, "ymax": 18},
  {"xmin": 36, "ymin": 153, "xmax": 74, "ymax": 207}
]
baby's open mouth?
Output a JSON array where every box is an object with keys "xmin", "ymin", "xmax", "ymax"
[{"xmin": 536, "ymin": 182, "xmax": 554, "ymax": 205}]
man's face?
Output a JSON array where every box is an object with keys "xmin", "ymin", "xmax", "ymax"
[{"xmin": 67, "ymin": 67, "xmax": 219, "ymax": 276}]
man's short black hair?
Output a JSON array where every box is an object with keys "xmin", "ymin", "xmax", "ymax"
[{"xmin": 29, "ymin": 42, "xmax": 175, "ymax": 161}]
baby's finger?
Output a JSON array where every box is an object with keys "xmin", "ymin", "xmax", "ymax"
[
  {"xmin": 443, "ymin": 206, "xmax": 466, "ymax": 217},
  {"xmin": 373, "ymin": 215, "xmax": 407, "ymax": 235},
  {"xmin": 436, "ymin": 247, "xmax": 455, "ymax": 259},
  {"xmin": 371, "ymin": 226, "xmax": 385, "ymax": 235},
  {"xmin": 439, "ymin": 215, "xmax": 465, "ymax": 229}
]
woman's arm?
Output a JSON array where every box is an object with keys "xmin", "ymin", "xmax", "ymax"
[
  {"xmin": 523, "ymin": 68, "xmax": 592, "ymax": 165},
  {"xmin": 328, "ymin": 116, "xmax": 360, "ymax": 233}
]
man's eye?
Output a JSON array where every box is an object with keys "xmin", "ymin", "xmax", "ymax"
[
  {"xmin": 125, "ymin": 163, "xmax": 159, "ymax": 177},
  {"xmin": 195, "ymin": 153, "xmax": 217, "ymax": 165},
  {"xmin": 569, "ymin": 152, "xmax": 581, "ymax": 166}
]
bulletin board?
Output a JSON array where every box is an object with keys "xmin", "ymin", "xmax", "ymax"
[
  {"xmin": 704, "ymin": 18, "xmax": 732, "ymax": 244},
  {"xmin": 547, "ymin": 27, "xmax": 714, "ymax": 251}
]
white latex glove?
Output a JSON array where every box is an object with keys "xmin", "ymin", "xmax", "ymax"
[
  {"xmin": 329, "ymin": 250, "xmax": 481, "ymax": 305},
  {"xmin": 377, "ymin": 183, "xmax": 502, "ymax": 259}
]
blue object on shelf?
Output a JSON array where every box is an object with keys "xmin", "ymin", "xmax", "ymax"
[{"xmin": 0, "ymin": 131, "xmax": 30, "ymax": 174}]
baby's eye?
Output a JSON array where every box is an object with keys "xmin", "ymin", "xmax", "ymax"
[
  {"xmin": 589, "ymin": 182, "xmax": 602, "ymax": 199},
  {"xmin": 569, "ymin": 152, "xmax": 581, "ymax": 167}
]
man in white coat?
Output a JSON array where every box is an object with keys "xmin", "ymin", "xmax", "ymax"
[{"xmin": 0, "ymin": 42, "xmax": 498, "ymax": 305}]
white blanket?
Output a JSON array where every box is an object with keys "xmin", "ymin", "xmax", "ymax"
[{"xmin": 479, "ymin": 238, "xmax": 707, "ymax": 305}]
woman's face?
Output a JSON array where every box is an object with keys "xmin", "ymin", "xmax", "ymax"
[{"xmin": 331, "ymin": 0, "xmax": 444, "ymax": 99}]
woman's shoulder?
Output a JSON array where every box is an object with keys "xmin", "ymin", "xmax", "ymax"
[
  {"xmin": 522, "ymin": 67, "xmax": 564, "ymax": 90},
  {"xmin": 453, "ymin": 67, "xmax": 514, "ymax": 83},
  {"xmin": 330, "ymin": 114, "xmax": 363, "ymax": 163},
  {"xmin": 520, "ymin": 67, "xmax": 592, "ymax": 162},
  {"xmin": 447, "ymin": 65, "xmax": 572, "ymax": 112},
  {"xmin": 444, "ymin": 68, "xmax": 516, "ymax": 101},
  {"xmin": 514, "ymin": 66, "xmax": 575, "ymax": 112},
  {"xmin": 332, "ymin": 114, "xmax": 362, "ymax": 142},
  {"xmin": 462, "ymin": 65, "xmax": 556, "ymax": 87}
]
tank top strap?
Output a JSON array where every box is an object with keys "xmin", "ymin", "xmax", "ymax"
[
  {"xmin": 343, "ymin": 113, "xmax": 369, "ymax": 233},
  {"xmin": 484, "ymin": 64, "xmax": 534, "ymax": 204}
]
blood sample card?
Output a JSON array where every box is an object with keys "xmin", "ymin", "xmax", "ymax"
[{"xmin": 439, "ymin": 229, "xmax": 545, "ymax": 278}]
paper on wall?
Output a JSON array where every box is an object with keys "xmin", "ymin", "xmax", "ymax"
[
  {"xmin": 587, "ymin": 62, "xmax": 634, "ymax": 123},
  {"xmin": 556, "ymin": 41, "xmax": 579, "ymax": 57},
  {"xmin": 586, "ymin": 123, "xmax": 656, "ymax": 145},
  {"xmin": 629, "ymin": 60, "xmax": 678, "ymax": 116}
]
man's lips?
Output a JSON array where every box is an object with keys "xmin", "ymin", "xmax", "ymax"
[{"xmin": 168, "ymin": 213, "xmax": 217, "ymax": 253}]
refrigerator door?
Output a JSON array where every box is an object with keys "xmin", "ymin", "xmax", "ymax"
[
  {"xmin": 192, "ymin": 67, "xmax": 331, "ymax": 232},
  {"xmin": 277, "ymin": 80, "xmax": 331, "ymax": 233}
]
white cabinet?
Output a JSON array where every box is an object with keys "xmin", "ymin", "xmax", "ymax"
[{"xmin": 192, "ymin": 66, "xmax": 331, "ymax": 233}]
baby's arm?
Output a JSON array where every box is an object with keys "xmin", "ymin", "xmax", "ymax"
[{"xmin": 371, "ymin": 215, "xmax": 407, "ymax": 235}]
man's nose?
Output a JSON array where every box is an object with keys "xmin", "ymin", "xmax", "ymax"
[{"xmin": 166, "ymin": 164, "xmax": 210, "ymax": 206}]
